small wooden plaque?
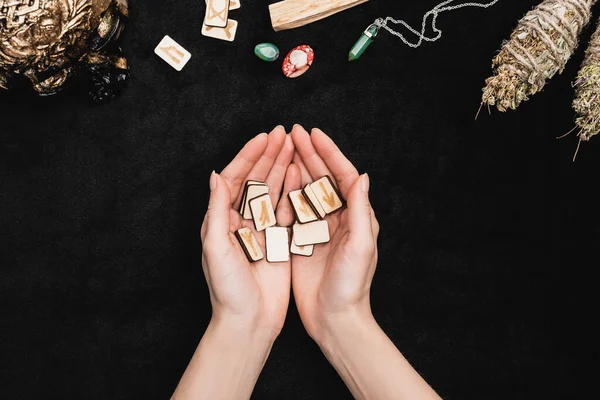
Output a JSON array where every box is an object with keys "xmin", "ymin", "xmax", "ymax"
[
  {"xmin": 240, "ymin": 182, "xmax": 268, "ymax": 220},
  {"xmin": 293, "ymin": 221, "xmax": 330, "ymax": 246},
  {"xmin": 154, "ymin": 36, "xmax": 191, "ymax": 71},
  {"xmin": 266, "ymin": 227, "xmax": 290, "ymax": 262},
  {"xmin": 235, "ymin": 227, "xmax": 264, "ymax": 262},
  {"xmin": 202, "ymin": 19, "xmax": 238, "ymax": 42},
  {"xmin": 302, "ymin": 183, "xmax": 326, "ymax": 219},
  {"xmin": 288, "ymin": 189, "xmax": 319, "ymax": 224},
  {"xmin": 310, "ymin": 176, "xmax": 344, "ymax": 214},
  {"xmin": 249, "ymin": 194, "xmax": 277, "ymax": 231},
  {"xmin": 290, "ymin": 237, "xmax": 314, "ymax": 257},
  {"xmin": 205, "ymin": 0, "xmax": 230, "ymax": 28}
]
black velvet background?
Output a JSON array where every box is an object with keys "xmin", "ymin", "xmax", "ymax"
[{"xmin": 1, "ymin": 0, "xmax": 598, "ymax": 399}]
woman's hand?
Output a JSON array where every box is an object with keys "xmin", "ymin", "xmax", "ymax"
[
  {"xmin": 172, "ymin": 126, "xmax": 296, "ymax": 400},
  {"xmin": 201, "ymin": 125, "xmax": 296, "ymax": 339},
  {"xmin": 289, "ymin": 125, "xmax": 379, "ymax": 344},
  {"xmin": 289, "ymin": 126, "xmax": 439, "ymax": 400},
  {"xmin": 174, "ymin": 125, "xmax": 440, "ymax": 400}
]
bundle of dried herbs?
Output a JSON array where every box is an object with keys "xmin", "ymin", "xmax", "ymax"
[
  {"xmin": 481, "ymin": 0, "xmax": 595, "ymax": 113},
  {"xmin": 573, "ymin": 19, "xmax": 600, "ymax": 143}
]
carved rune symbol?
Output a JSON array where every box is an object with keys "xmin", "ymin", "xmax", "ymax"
[
  {"xmin": 241, "ymin": 230, "xmax": 257, "ymax": 257},
  {"xmin": 319, "ymin": 181, "xmax": 336, "ymax": 208},
  {"xmin": 259, "ymin": 200, "xmax": 270, "ymax": 226},
  {"xmin": 159, "ymin": 46, "xmax": 184, "ymax": 64},
  {"xmin": 206, "ymin": 0, "xmax": 227, "ymax": 24},
  {"xmin": 298, "ymin": 194, "xmax": 312, "ymax": 216},
  {"xmin": 204, "ymin": 22, "xmax": 235, "ymax": 39}
]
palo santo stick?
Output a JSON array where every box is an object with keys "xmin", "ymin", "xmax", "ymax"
[{"xmin": 269, "ymin": 0, "xmax": 369, "ymax": 32}]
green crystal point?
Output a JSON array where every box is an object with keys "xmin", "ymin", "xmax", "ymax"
[
  {"xmin": 349, "ymin": 25, "xmax": 378, "ymax": 61},
  {"xmin": 255, "ymin": 43, "xmax": 280, "ymax": 62}
]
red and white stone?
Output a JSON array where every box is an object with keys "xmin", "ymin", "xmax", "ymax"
[{"xmin": 282, "ymin": 45, "xmax": 314, "ymax": 78}]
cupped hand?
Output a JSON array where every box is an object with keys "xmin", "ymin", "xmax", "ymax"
[
  {"xmin": 200, "ymin": 126, "xmax": 297, "ymax": 340},
  {"xmin": 288, "ymin": 125, "xmax": 380, "ymax": 344}
]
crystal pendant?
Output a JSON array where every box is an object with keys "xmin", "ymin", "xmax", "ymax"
[{"xmin": 349, "ymin": 24, "xmax": 379, "ymax": 61}]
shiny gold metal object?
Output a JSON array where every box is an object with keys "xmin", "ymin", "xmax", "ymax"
[{"xmin": 0, "ymin": 0, "xmax": 128, "ymax": 100}]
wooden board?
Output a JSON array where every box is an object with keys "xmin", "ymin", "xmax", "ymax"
[{"xmin": 269, "ymin": 0, "xmax": 369, "ymax": 32}]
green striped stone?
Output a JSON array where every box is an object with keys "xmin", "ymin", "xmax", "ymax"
[{"xmin": 255, "ymin": 43, "xmax": 280, "ymax": 62}]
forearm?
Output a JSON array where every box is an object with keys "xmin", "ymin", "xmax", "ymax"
[
  {"xmin": 318, "ymin": 311, "xmax": 441, "ymax": 400},
  {"xmin": 172, "ymin": 316, "xmax": 275, "ymax": 400}
]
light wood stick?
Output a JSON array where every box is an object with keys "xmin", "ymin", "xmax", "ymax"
[{"xmin": 269, "ymin": 0, "xmax": 369, "ymax": 31}]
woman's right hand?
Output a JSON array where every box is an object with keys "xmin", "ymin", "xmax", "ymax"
[
  {"xmin": 289, "ymin": 125, "xmax": 440, "ymax": 400},
  {"xmin": 288, "ymin": 125, "xmax": 380, "ymax": 344}
]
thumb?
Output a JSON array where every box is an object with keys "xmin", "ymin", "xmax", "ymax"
[
  {"xmin": 346, "ymin": 174, "xmax": 374, "ymax": 247},
  {"xmin": 205, "ymin": 171, "xmax": 231, "ymax": 241}
]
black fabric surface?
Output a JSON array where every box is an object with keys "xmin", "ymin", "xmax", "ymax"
[{"xmin": 1, "ymin": 1, "xmax": 598, "ymax": 399}]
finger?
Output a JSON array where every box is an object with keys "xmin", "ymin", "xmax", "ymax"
[
  {"xmin": 204, "ymin": 172, "xmax": 231, "ymax": 243},
  {"xmin": 275, "ymin": 164, "xmax": 302, "ymax": 227},
  {"xmin": 290, "ymin": 124, "xmax": 333, "ymax": 181},
  {"xmin": 234, "ymin": 126, "xmax": 287, "ymax": 208},
  {"xmin": 200, "ymin": 212, "xmax": 208, "ymax": 241},
  {"xmin": 221, "ymin": 133, "xmax": 269, "ymax": 205},
  {"xmin": 371, "ymin": 208, "xmax": 380, "ymax": 240},
  {"xmin": 292, "ymin": 152, "xmax": 312, "ymax": 186},
  {"xmin": 265, "ymin": 134, "xmax": 294, "ymax": 207},
  {"xmin": 346, "ymin": 174, "xmax": 375, "ymax": 255},
  {"xmin": 311, "ymin": 128, "xmax": 359, "ymax": 200}
]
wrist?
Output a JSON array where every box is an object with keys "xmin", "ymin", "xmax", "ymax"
[
  {"xmin": 209, "ymin": 313, "xmax": 279, "ymax": 349},
  {"xmin": 172, "ymin": 312, "xmax": 276, "ymax": 399},
  {"xmin": 314, "ymin": 306, "xmax": 378, "ymax": 352}
]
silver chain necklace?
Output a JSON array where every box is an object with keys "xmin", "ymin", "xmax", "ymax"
[{"xmin": 349, "ymin": 0, "xmax": 500, "ymax": 61}]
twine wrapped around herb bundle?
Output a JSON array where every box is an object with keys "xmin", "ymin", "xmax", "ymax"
[
  {"xmin": 573, "ymin": 20, "xmax": 600, "ymax": 142},
  {"xmin": 481, "ymin": 0, "xmax": 595, "ymax": 113}
]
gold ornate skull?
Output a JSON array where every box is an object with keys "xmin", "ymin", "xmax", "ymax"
[{"xmin": 0, "ymin": 0, "xmax": 128, "ymax": 101}]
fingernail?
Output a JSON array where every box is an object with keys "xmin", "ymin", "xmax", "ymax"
[
  {"xmin": 361, "ymin": 173, "xmax": 370, "ymax": 193},
  {"xmin": 255, "ymin": 132, "xmax": 267, "ymax": 139},
  {"xmin": 210, "ymin": 171, "xmax": 217, "ymax": 191},
  {"xmin": 276, "ymin": 125, "xmax": 285, "ymax": 131},
  {"xmin": 293, "ymin": 124, "xmax": 303, "ymax": 131}
]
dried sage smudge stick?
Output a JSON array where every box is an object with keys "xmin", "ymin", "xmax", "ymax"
[
  {"xmin": 481, "ymin": 0, "xmax": 595, "ymax": 113},
  {"xmin": 573, "ymin": 18, "xmax": 600, "ymax": 144}
]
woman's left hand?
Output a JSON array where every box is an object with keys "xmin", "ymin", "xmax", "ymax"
[{"xmin": 200, "ymin": 126, "xmax": 297, "ymax": 339}]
